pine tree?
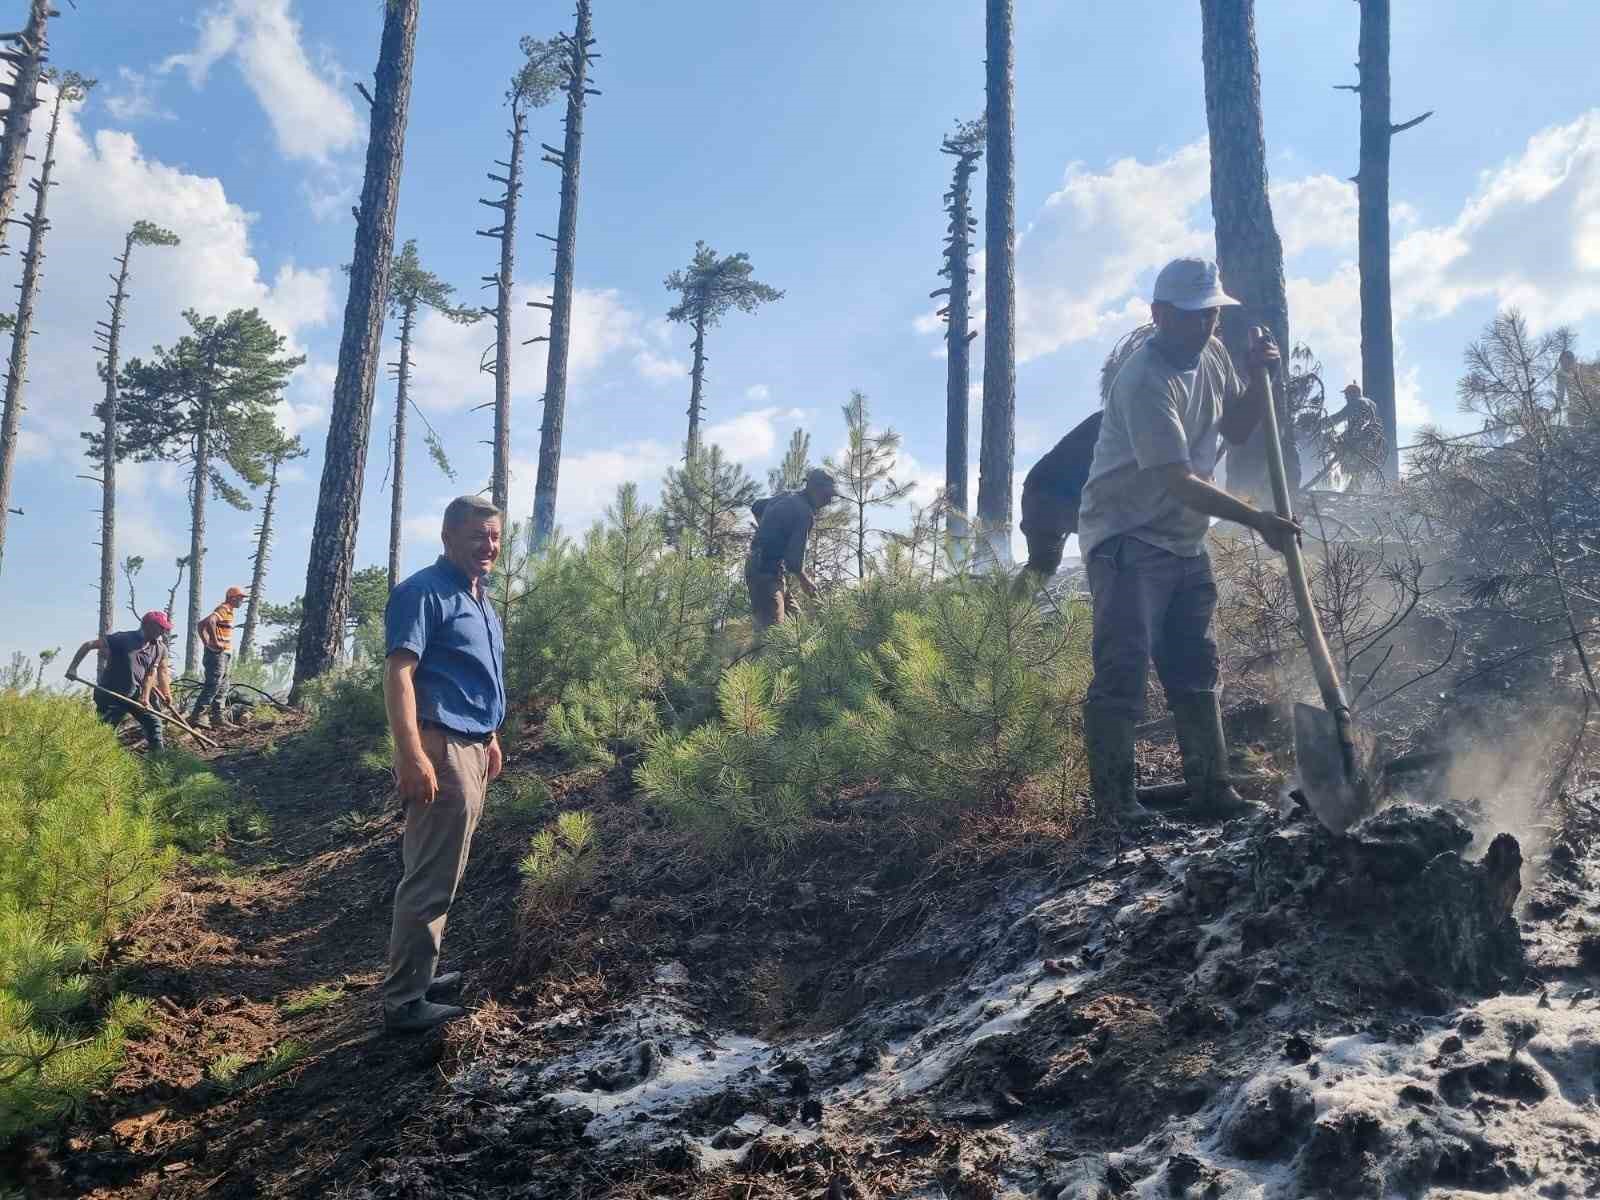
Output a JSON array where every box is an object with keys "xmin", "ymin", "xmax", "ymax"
[
  {"xmin": 87, "ymin": 221, "xmax": 181, "ymax": 644},
  {"xmin": 1200, "ymin": 0, "xmax": 1295, "ymax": 503},
  {"xmin": 106, "ymin": 309, "xmax": 303, "ymax": 674},
  {"xmin": 532, "ymin": 0, "xmax": 599, "ymax": 548},
  {"xmin": 478, "ymin": 36, "xmax": 563, "ymax": 516},
  {"xmin": 935, "ymin": 116, "xmax": 983, "ymax": 530},
  {"xmin": 0, "ymin": 71, "xmax": 90, "ymax": 579},
  {"xmin": 660, "ymin": 444, "xmax": 759, "ymax": 561},
  {"xmin": 237, "ymin": 430, "xmax": 307, "ymax": 663},
  {"xmin": 294, "ymin": 0, "xmax": 420, "ymax": 700},
  {"xmin": 977, "ymin": 0, "xmax": 1016, "ymax": 554},
  {"xmin": 0, "ymin": 1, "xmax": 53, "ymax": 255},
  {"xmin": 664, "ymin": 243, "xmax": 783, "ymax": 460},
  {"xmin": 767, "ymin": 428, "xmax": 811, "ymax": 495},
  {"xmin": 825, "ymin": 391, "xmax": 913, "ymax": 580},
  {"xmin": 381, "ymin": 239, "xmax": 474, "ymax": 590},
  {"xmin": 1337, "ymin": 0, "xmax": 1430, "ymax": 482}
]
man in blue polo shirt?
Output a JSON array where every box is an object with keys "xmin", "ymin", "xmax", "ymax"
[{"xmin": 380, "ymin": 494, "xmax": 507, "ymax": 1033}]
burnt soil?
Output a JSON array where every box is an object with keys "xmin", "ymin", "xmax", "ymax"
[{"xmin": 7, "ymin": 704, "xmax": 1600, "ymax": 1200}]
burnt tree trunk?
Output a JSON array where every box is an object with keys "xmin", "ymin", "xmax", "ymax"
[
  {"xmin": 95, "ymin": 230, "xmax": 136, "ymax": 644},
  {"xmin": 684, "ymin": 310, "xmax": 707, "ymax": 461},
  {"xmin": 293, "ymin": 0, "xmax": 419, "ymax": 699},
  {"xmin": 976, "ymin": 0, "xmax": 1015, "ymax": 550},
  {"xmin": 480, "ymin": 108, "xmax": 525, "ymax": 516},
  {"xmin": 185, "ymin": 405, "xmax": 212, "ymax": 676},
  {"xmin": 0, "ymin": 82, "xmax": 65, "ymax": 578},
  {"xmin": 1200, "ymin": 0, "xmax": 1295, "ymax": 504},
  {"xmin": 1345, "ymin": 0, "xmax": 1429, "ymax": 483},
  {"xmin": 388, "ymin": 299, "xmax": 416, "ymax": 592},
  {"xmin": 532, "ymin": 0, "xmax": 595, "ymax": 549},
  {"xmin": 0, "ymin": 1, "xmax": 50, "ymax": 255},
  {"xmin": 938, "ymin": 135, "xmax": 981, "ymax": 529},
  {"xmin": 239, "ymin": 454, "xmax": 282, "ymax": 662}
]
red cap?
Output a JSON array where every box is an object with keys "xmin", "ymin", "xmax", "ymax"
[
  {"xmin": 226, "ymin": 586, "xmax": 247, "ymax": 601},
  {"xmin": 142, "ymin": 610, "xmax": 173, "ymax": 632}
]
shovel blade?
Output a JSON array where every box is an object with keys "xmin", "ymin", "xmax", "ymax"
[{"xmin": 1293, "ymin": 702, "xmax": 1377, "ymax": 834}]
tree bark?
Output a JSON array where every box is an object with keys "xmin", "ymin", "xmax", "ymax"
[
  {"xmin": 943, "ymin": 143, "xmax": 979, "ymax": 530},
  {"xmin": 0, "ymin": 83, "xmax": 64, "ymax": 579},
  {"xmin": 1200, "ymin": 0, "xmax": 1295, "ymax": 505},
  {"xmin": 532, "ymin": 0, "xmax": 593, "ymax": 549},
  {"xmin": 685, "ymin": 310, "xmax": 707, "ymax": 461},
  {"xmin": 186, "ymin": 410, "xmax": 210, "ymax": 676},
  {"xmin": 489, "ymin": 109, "xmax": 524, "ymax": 516},
  {"xmin": 388, "ymin": 300, "xmax": 415, "ymax": 592},
  {"xmin": 0, "ymin": 0, "xmax": 49, "ymax": 256},
  {"xmin": 976, "ymin": 0, "xmax": 1016, "ymax": 546},
  {"xmin": 238, "ymin": 455, "xmax": 280, "ymax": 662},
  {"xmin": 1353, "ymin": 0, "xmax": 1416, "ymax": 483},
  {"xmin": 98, "ymin": 231, "xmax": 136, "ymax": 642},
  {"xmin": 292, "ymin": 0, "xmax": 419, "ymax": 700}
]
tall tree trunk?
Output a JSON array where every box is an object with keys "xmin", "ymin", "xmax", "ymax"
[
  {"xmin": 97, "ymin": 230, "xmax": 136, "ymax": 642},
  {"xmin": 1348, "ymin": 0, "xmax": 1427, "ymax": 484},
  {"xmin": 532, "ymin": 0, "xmax": 594, "ymax": 548},
  {"xmin": 1200, "ymin": 0, "xmax": 1295, "ymax": 504},
  {"xmin": 941, "ymin": 140, "xmax": 979, "ymax": 530},
  {"xmin": 186, "ymin": 414, "xmax": 211, "ymax": 676},
  {"xmin": 239, "ymin": 456, "xmax": 280, "ymax": 662},
  {"xmin": 388, "ymin": 300, "xmax": 415, "ymax": 591},
  {"xmin": 684, "ymin": 310, "xmax": 707, "ymax": 461},
  {"xmin": 0, "ymin": 83, "xmax": 65, "ymax": 578},
  {"xmin": 292, "ymin": 0, "xmax": 419, "ymax": 700},
  {"xmin": 483, "ymin": 108, "xmax": 525, "ymax": 516},
  {"xmin": 976, "ymin": 0, "xmax": 1015, "ymax": 550},
  {"xmin": 0, "ymin": 1, "xmax": 50, "ymax": 255}
]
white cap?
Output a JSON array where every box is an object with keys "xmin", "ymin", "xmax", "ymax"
[{"xmin": 1152, "ymin": 257, "xmax": 1240, "ymax": 311}]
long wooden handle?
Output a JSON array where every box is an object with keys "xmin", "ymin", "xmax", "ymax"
[
  {"xmin": 1253, "ymin": 364, "xmax": 1353, "ymax": 724},
  {"xmin": 68, "ymin": 674, "xmax": 221, "ymax": 750}
]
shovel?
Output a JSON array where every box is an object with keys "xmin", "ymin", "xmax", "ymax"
[
  {"xmin": 1253, "ymin": 342, "xmax": 1377, "ymax": 833},
  {"xmin": 67, "ymin": 673, "xmax": 221, "ymax": 750}
]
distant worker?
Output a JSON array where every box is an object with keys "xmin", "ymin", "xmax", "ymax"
[
  {"xmin": 1326, "ymin": 382, "xmax": 1383, "ymax": 490},
  {"xmin": 745, "ymin": 468, "xmax": 837, "ymax": 639},
  {"xmin": 1076, "ymin": 257, "xmax": 1299, "ymax": 826},
  {"xmin": 380, "ymin": 495, "xmax": 506, "ymax": 1034},
  {"xmin": 189, "ymin": 585, "xmax": 246, "ymax": 728},
  {"xmin": 64, "ymin": 611, "xmax": 174, "ymax": 752}
]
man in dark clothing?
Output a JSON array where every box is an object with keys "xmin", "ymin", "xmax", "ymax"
[
  {"xmin": 380, "ymin": 495, "xmax": 507, "ymax": 1034},
  {"xmin": 64, "ymin": 611, "xmax": 174, "ymax": 751},
  {"xmin": 745, "ymin": 468, "xmax": 837, "ymax": 638},
  {"xmin": 1020, "ymin": 412, "xmax": 1103, "ymax": 580}
]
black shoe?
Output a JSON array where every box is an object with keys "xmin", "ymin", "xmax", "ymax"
[
  {"xmin": 425, "ymin": 971, "xmax": 462, "ymax": 999},
  {"xmin": 383, "ymin": 998, "xmax": 465, "ymax": 1034}
]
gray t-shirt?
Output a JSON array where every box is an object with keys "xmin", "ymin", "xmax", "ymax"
[{"xmin": 1076, "ymin": 336, "xmax": 1243, "ymax": 558}]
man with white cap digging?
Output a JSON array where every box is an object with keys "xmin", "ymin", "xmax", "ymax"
[{"xmin": 1076, "ymin": 257, "xmax": 1300, "ymax": 826}]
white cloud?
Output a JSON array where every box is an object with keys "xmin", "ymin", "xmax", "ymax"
[
  {"xmin": 745, "ymin": 384, "xmax": 770, "ymax": 403},
  {"xmin": 1272, "ymin": 174, "xmax": 1358, "ymax": 258},
  {"xmin": 161, "ymin": 0, "xmax": 362, "ymax": 165},
  {"xmin": 103, "ymin": 68, "xmax": 174, "ymax": 122},
  {"xmin": 0, "ymin": 83, "xmax": 337, "ymax": 470},
  {"xmin": 704, "ymin": 406, "xmax": 807, "ymax": 462}
]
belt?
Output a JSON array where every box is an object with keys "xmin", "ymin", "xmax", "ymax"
[{"xmin": 420, "ymin": 718, "xmax": 495, "ymax": 745}]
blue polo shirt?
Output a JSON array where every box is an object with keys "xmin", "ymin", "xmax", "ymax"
[{"xmin": 385, "ymin": 556, "xmax": 507, "ymax": 735}]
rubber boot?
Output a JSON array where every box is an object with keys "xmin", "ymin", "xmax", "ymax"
[
  {"xmin": 1169, "ymin": 691, "xmax": 1259, "ymax": 821},
  {"xmin": 1082, "ymin": 703, "xmax": 1156, "ymax": 826}
]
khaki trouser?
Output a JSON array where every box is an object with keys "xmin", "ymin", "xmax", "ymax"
[
  {"xmin": 382, "ymin": 726, "xmax": 489, "ymax": 1010},
  {"xmin": 745, "ymin": 560, "xmax": 787, "ymax": 638}
]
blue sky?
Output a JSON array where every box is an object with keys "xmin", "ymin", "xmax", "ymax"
[{"xmin": 3, "ymin": 0, "xmax": 1599, "ymax": 669}]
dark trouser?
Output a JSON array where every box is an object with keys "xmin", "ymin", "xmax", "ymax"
[
  {"xmin": 97, "ymin": 695, "xmax": 166, "ymax": 752},
  {"xmin": 745, "ymin": 560, "xmax": 787, "ymax": 638},
  {"xmin": 382, "ymin": 727, "xmax": 489, "ymax": 1010},
  {"xmin": 190, "ymin": 649, "xmax": 231, "ymax": 721},
  {"xmin": 1085, "ymin": 535, "xmax": 1219, "ymax": 721}
]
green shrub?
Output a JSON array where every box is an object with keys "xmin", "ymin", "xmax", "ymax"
[
  {"xmin": 492, "ymin": 773, "xmax": 552, "ymax": 825},
  {"xmin": 292, "ymin": 662, "xmax": 389, "ymax": 764},
  {"xmin": 858, "ymin": 572, "xmax": 1092, "ymax": 811},
  {"xmin": 206, "ymin": 1040, "xmax": 306, "ymax": 1093},
  {"xmin": 0, "ymin": 693, "xmax": 229, "ymax": 1137},
  {"xmin": 546, "ymin": 641, "xmax": 663, "ymax": 767},
  {"xmin": 518, "ymin": 811, "xmax": 597, "ymax": 904}
]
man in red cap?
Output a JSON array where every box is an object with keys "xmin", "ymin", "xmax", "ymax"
[
  {"xmin": 65, "ymin": 610, "xmax": 174, "ymax": 751},
  {"xmin": 190, "ymin": 585, "xmax": 246, "ymax": 728}
]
